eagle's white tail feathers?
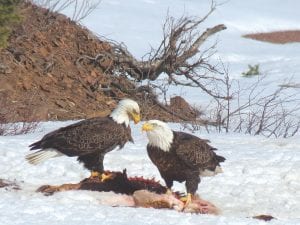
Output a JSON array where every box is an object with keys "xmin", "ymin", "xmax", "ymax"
[
  {"xmin": 200, "ymin": 166, "xmax": 223, "ymax": 177},
  {"xmin": 26, "ymin": 149, "xmax": 63, "ymax": 165}
]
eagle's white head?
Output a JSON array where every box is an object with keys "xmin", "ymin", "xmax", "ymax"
[
  {"xmin": 110, "ymin": 99, "xmax": 141, "ymax": 127},
  {"xmin": 142, "ymin": 120, "xmax": 174, "ymax": 152}
]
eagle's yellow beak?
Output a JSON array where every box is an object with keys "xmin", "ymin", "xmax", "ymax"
[
  {"xmin": 142, "ymin": 123, "xmax": 153, "ymax": 131},
  {"xmin": 131, "ymin": 112, "xmax": 141, "ymax": 124}
]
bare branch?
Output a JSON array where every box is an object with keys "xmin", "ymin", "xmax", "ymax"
[
  {"xmin": 78, "ymin": 7, "xmax": 227, "ymax": 100},
  {"xmin": 208, "ymin": 71, "xmax": 300, "ymax": 138},
  {"xmin": 34, "ymin": 0, "xmax": 101, "ymax": 23}
]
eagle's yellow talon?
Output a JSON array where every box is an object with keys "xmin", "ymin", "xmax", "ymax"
[
  {"xmin": 100, "ymin": 172, "xmax": 115, "ymax": 182},
  {"xmin": 181, "ymin": 193, "xmax": 192, "ymax": 206},
  {"xmin": 180, "ymin": 195, "xmax": 187, "ymax": 202},
  {"xmin": 89, "ymin": 171, "xmax": 115, "ymax": 182},
  {"xmin": 90, "ymin": 171, "xmax": 101, "ymax": 178}
]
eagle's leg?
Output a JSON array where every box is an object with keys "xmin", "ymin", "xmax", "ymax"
[
  {"xmin": 166, "ymin": 189, "xmax": 173, "ymax": 195},
  {"xmin": 182, "ymin": 193, "xmax": 192, "ymax": 206},
  {"xmin": 79, "ymin": 153, "xmax": 105, "ymax": 180},
  {"xmin": 88, "ymin": 154, "xmax": 105, "ymax": 180},
  {"xmin": 90, "ymin": 154, "xmax": 115, "ymax": 182},
  {"xmin": 182, "ymin": 175, "xmax": 200, "ymax": 208},
  {"xmin": 164, "ymin": 178, "xmax": 174, "ymax": 195}
]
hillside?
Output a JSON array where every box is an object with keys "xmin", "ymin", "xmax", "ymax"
[{"xmin": 0, "ymin": 2, "xmax": 197, "ymax": 123}]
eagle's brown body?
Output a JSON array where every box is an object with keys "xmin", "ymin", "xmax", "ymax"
[
  {"xmin": 147, "ymin": 131, "xmax": 225, "ymax": 194},
  {"xmin": 28, "ymin": 117, "xmax": 133, "ymax": 172}
]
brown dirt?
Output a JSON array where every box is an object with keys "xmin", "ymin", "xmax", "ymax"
[
  {"xmin": 243, "ymin": 30, "xmax": 300, "ymax": 44},
  {"xmin": 0, "ymin": 2, "xmax": 197, "ymax": 123}
]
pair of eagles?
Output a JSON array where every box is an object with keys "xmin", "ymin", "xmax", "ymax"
[{"xmin": 26, "ymin": 99, "xmax": 225, "ymax": 206}]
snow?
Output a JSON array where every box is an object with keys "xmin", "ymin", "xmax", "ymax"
[
  {"xmin": 1, "ymin": 0, "xmax": 300, "ymax": 224},
  {"xmin": 1, "ymin": 122, "xmax": 300, "ymax": 225}
]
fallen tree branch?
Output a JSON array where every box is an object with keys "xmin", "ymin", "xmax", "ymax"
[{"xmin": 77, "ymin": 2, "xmax": 227, "ymax": 101}]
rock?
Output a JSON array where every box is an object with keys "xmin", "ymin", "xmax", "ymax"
[
  {"xmin": 22, "ymin": 78, "xmax": 33, "ymax": 90},
  {"xmin": 253, "ymin": 215, "xmax": 276, "ymax": 221},
  {"xmin": 170, "ymin": 96, "xmax": 198, "ymax": 119},
  {"xmin": 0, "ymin": 63, "xmax": 12, "ymax": 74}
]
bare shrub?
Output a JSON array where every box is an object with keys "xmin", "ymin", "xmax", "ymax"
[
  {"xmin": 225, "ymin": 74, "xmax": 299, "ymax": 138},
  {"xmin": 0, "ymin": 121, "xmax": 39, "ymax": 136},
  {"xmin": 77, "ymin": 1, "xmax": 226, "ymax": 98},
  {"xmin": 31, "ymin": 0, "xmax": 101, "ymax": 22},
  {"xmin": 0, "ymin": 95, "xmax": 39, "ymax": 136},
  {"xmin": 183, "ymin": 68, "xmax": 300, "ymax": 138}
]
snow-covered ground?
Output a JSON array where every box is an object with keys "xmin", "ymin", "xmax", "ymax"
[
  {"xmin": 0, "ymin": 122, "xmax": 300, "ymax": 225},
  {"xmin": 1, "ymin": 0, "xmax": 300, "ymax": 224}
]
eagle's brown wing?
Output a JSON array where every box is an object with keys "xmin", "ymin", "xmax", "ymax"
[
  {"xmin": 29, "ymin": 117, "xmax": 132, "ymax": 157},
  {"xmin": 173, "ymin": 131, "xmax": 221, "ymax": 170}
]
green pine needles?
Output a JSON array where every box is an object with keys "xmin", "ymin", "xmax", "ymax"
[{"xmin": 0, "ymin": 0, "xmax": 21, "ymax": 49}]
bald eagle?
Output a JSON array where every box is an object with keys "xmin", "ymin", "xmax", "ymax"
[
  {"xmin": 142, "ymin": 120, "xmax": 225, "ymax": 205},
  {"xmin": 26, "ymin": 99, "xmax": 141, "ymax": 180}
]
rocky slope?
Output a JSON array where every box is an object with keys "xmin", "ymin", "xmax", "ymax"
[{"xmin": 0, "ymin": 2, "xmax": 197, "ymax": 123}]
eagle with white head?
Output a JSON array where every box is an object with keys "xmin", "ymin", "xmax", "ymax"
[
  {"xmin": 26, "ymin": 99, "xmax": 141, "ymax": 181},
  {"xmin": 142, "ymin": 120, "xmax": 225, "ymax": 206}
]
